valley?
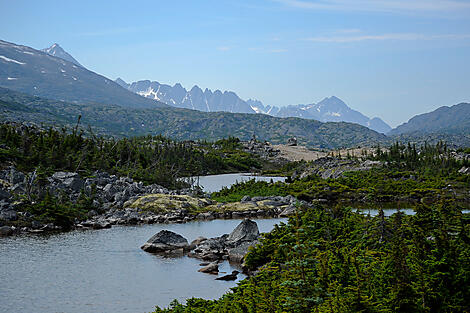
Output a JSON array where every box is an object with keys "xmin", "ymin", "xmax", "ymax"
[{"xmin": 0, "ymin": 33, "xmax": 469, "ymax": 313}]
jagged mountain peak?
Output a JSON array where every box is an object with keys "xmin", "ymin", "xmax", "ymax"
[
  {"xmin": 41, "ymin": 43, "xmax": 82, "ymax": 67},
  {"xmin": 121, "ymin": 78, "xmax": 391, "ymax": 133}
]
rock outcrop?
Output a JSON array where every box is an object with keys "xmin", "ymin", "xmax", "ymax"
[{"xmin": 141, "ymin": 230, "xmax": 190, "ymax": 254}]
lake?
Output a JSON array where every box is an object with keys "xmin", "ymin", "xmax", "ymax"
[{"xmin": 0, "ymin": 218, "xmax": 286, "ymax": 313}]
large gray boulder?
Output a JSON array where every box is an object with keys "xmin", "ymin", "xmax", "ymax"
[
  {"xmin": 51, "ymin": 172, "xmax": 84, "ymax": 192},
  {"xmin": 228, "ymin": 240, "xmax": 259, "ymax": 263},
  {"xmin": 141, "ymin": 230, "xmax": 189, "ymax": 253},
  {"xmin": 227, "ymin": 219, "xmax": 259, "ymax": 246}
]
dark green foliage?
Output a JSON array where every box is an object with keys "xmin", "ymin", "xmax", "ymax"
[
  {"xmin": 0, "ymin": 123, "xmax": 261, "ymax": 189},
  {"xmin": 24, "ymin": 191, "xmax": 91, "ymax": 230},
  {"xmin": 212, "ymin": 179, "xmax": 288, "ymax": 202},
  {"xmin": 154, "ymin": 203, "xmax": 470, "ymax": 312}
]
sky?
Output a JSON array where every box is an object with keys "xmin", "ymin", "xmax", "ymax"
[{"xmin": 1, "ymin": 0, "xmax": 470, "ymax": 127}]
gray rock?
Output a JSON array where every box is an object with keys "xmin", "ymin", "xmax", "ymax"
[
  {"xmin": 228, "ymin": 240, "xmax": 259, "ymax": 263},
  {"xmin": 0, "ymin": 225, "xmax": 13, "ymax": 236},
  {"xmin": 0, "ymin": 188, "xmax": 11, "ymax": 201},
  {"xmin": 280, "ymin": 206, "xmax": 296, "ymax": 217},
  {"xmin": 190, "ymin": 236, "xmax": 207, "ymax": 249},
  {"xmin": 227, "ymin": 219, "xmax": 259, "ymax": 246},
  {"xmin": 141, "ymin": 230, "xmax": 190, "ymax": 253},
  {"xmin": 10, "ymin": 183, "xmax": 25, "ymax": 194},
  {"xmin": 51, "ymin": 172, "xmax": 84, "ymax": 192},
  {"xmin": 9, "ymin": 167, "xmax": 25, "ymax": 185},
  {"xmin": 241, "ymin": 195, "xmax": 251, "ymax": 202},
  {"xmin": 31, "ymin": 220, "xmax": 43, "ymax": 229},
  {"xmin": 198, "ymin": 262, "xmax": 219, "ymax": 274},
  {"xmin": 103, "ymin": 183, "xmax": 119, "ymax": 201},
  {"xmin": 0, "ymin": 210, "xmax": 17, "ymax": 221}
]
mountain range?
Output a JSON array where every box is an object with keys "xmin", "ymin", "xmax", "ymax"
[
  {"xmin": 0, "ymin": 39, "xmax": 469, "ymax": 147},
  {"xmin": 0, "ymin": 86, "xmax": 387, "ymax": 148},
  {"xmin": 116, "ymin": 78, "xmax": 392, "ymax": 134}
]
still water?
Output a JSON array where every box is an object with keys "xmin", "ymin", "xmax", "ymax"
[
  {"xmin": 0, "ymin": 218, "xmax": 286, "ymax": 313},
  {"xmin": 183, "ymin": 173, "xmax": 286, "ymax": 193}
]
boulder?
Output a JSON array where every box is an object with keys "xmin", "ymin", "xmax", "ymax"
[
  {"xmin": 103, "ymin": 183, "xmax": 119, "ymax": 201},
  {"xmin": 227, "ymin": 219, "xmax": 259, "ymax": 246},
  {"xmin": 198, "ymin": 262, "xmax": 219, "ymax": 274},
  {"xmin": 190, "ymin": 236, "xmax": 207, "ymax": 249},
  {"xmin": 9, "ymin": 167, "xmax": 25, "ymax": 185},
  {"xmin": 0, "ymin": 225, "xmax": 13, "ymax": 236},
  {"xmin": 241, "ymin": 195, "xmax": 251, "ymax": 202},
  {"xmin": 228, "ymin": 240, "xmax": 258, "ymax": 263},
  {"xmin": 141, "ymin": 230, "xmax": 190, "ymax": 253},
  {"xmin": 279, "ymin": 206, "xmax": 296, "ymax": 217},
  {"xmin": 51, "ymin": 172, "xmax": 84, "ymax": 192}
]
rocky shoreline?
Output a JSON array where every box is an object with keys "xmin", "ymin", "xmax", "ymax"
[{"xmin": 0, "ymin": 166, "xmax": 298, "ymax": 236}]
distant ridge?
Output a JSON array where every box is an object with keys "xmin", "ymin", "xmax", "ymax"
[
  {"xmin": 389, "ymin": 102, "xmax": 470, "ymax": 135},
  {"xmin": 0, "ymin": 86, "xmax": 387, "ymax": 149},
  {"xmin": 118, "ymin": 78, "xmax": 392, "ymax": 133}
]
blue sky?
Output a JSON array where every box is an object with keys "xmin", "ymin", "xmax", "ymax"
[{"xmin": 1, "ymin": 0, "xmax": 470, "ymax": 127}]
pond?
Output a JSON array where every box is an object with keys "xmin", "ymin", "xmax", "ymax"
[{"xmin": 0, "ymin": 218, "xmax": 286, "ymax": 313}]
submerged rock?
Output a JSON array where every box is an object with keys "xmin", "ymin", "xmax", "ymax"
[
  {"xmin": 141, "ymin": 230, "xmax": 190, "ymax": 253},
  {"xmin": 215, "ymin": 270, "xmax": 239, "ymax": 281}
]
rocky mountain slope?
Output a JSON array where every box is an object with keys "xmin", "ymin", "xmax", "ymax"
[
  {"xmin": 118, "ymin": 78, "xmax": 391, "ymax": 133},
  {"xmin": 0, "ymin": 40, "xmax": 165, "ymax": 108}
]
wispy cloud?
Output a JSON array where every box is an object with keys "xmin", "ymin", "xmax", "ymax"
[
  {"xmin": 274, "ymin": 0, "xmax": 470, "ymax": 13},
  {"xmin": 217, "ymin": 46, "xmax": 232, "ymax": 51},
  {"xmin": 305, "ymin": 33, "xmax": 470, "ymax": 42}
]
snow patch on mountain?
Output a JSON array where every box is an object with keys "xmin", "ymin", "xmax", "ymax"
[{"xmin": 0, "ymin": 55, "xmax": 26, "ymax": 65}]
